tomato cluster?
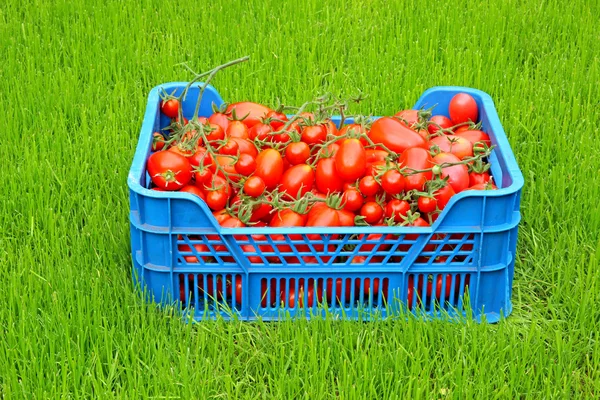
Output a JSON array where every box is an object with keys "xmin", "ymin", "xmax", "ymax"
[{"xmin": 148, "ymin": 92, "xmax": 496, "ymax": 229}]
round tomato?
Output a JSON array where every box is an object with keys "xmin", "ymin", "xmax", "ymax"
[
  {"xmin": 255, "ymin": 149, "xmax": 284, "ymax": 190},
  {"xmin": 432, "ymin": 153, "xmax": 469, "ymax": 193},
  {"xmin": 338, "ymin": 123, "xmax": 368, "ymax": 137},
  {"xmin": 384, "ymin": 199, "xmax": 410, "ymax": 222},
  {"xmin": 160, "ymin": 99, "xmax": 180, "ymax": 118},
  {"xmin": 248, "ymin": 122, "xmax": 272, "ymax": 141},
  {"xmin": 147, "ymin": 151, "xmax": 192, "ymax": 190},
  {"xmin": 226, "ymin": 102, "xmax": 272, "ymax": 128},
  {"xmin": 266, "ymin": 110, "xmax": 288, "ymax": 131},
  {"xmin": 394, "ymin": 109, "xmax": 419, "ymax": 129},
  {"xmin": 360, "ymin": 202, "xmax": 383, "ymax": 224},
  {"xmin": 301, "ymin": 125, "xmax": 327, "ymax": 146},
  {"xmin": 243, "ymin": 176, "xmax": 265, "ymax": 198},
  {"xmin": 358, "ymin": 176, "xmax": 380, "ymax": 196},
  {"xmin": 179, "ymin": 184, "xmax": 205, "ymax": 199},
  {"xmin": 205, "ymin": 189, "xmax": 228, "ymax": 211},
  {"xmin": 428, "ymin": 115, "xmax": 453, "ymax": 134},
  {"xmin": 337, "ymin": 209, "xmax": 356, "ymax": 227},
  {"xmin": 226, "ymin": 120, "xmax": 249, "ymax": 139},
  {"xmin": 449, "ymin": 93, "xmax": 478, "ymax": 124},
  {"xmin": 335, "ymin": 138, "xmax": 366, "ymax": 182},
  {"xmin": 270, "ymin": 209, "xmax": 308, "ymax": 227},
  {"xmin": 230, "ymin": 138, "xmax": 258, "ymax": 158},
  {"xmin": 342, "ymin": 188, "xmax": 363, "ymax": 212},
  {"xmin": 280, "ymin": 164, "xmax": 314, "ymax": 199},
  {"xmin": 398, "ymin": 147, "xmax": 434, "ymax": 191},
  {"xmin": 430, "ymin": 135, "xmax": 474, "ymax": 159},
  {"xmin": 368, "ymin": 117, "xmax": 427, "ymax": 153},
  {"xmin": 219, "ymin": 139, "xmax": 239, "ymax": 156},
  {"xmin": 380, "ymin": 170, "xmax": 405, "ymax": 195},
  {"xmin": 208, "ymin": 112, "xmax": 229, "ymax": 132},
  {"xmin": 434, "ymin": 184, "xmax": 456, "ymax": 210},
  {"xmin": 315, "ymin": 158, "xmax": 343, "ymax": 194},
  {"xmin": 205, "ymin": 123, "xmax": 225, "ymax": 143},
  {"xmin": 235, "ymin": 153, "xmax": 256, "ymax": 176},
  {"xmin": 469, "ymin": 171, "xmax": 491, "ymax": 186},
  {"xmin": 417, "ymin": 196, "xmax": 436, "ymax": 213},
  {"xmin": 152, "ymin": 132, "xmax": 166, "ymax": 151},
  {"xmin": 285, "ymin": 142, "xmax": 311, "ymax": 165}
]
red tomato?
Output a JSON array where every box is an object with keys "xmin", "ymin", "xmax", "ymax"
[
  {"xmin": 365, "ymin": 149, "xmax": 389, "ymax": 165},
  {"xmin": 432, "ymin": 153, "xmax": 469, "ymax": 193},
  {"xmin": 230, "ymin": 138, "xmax": 258, "ymax": 158},
  {"xmin": 147, "ymin": 151, "xmax": 192, "ymax": 190},
  {"xmin": 398, "ymin": 147, "xmax": 434, "ymax": 191},
  {"xmin": 338, "ymin": 123, "xmax": 368, "ymax": 137},
  {"xmin": 384, "ymin": 199, "xmax": 410, "ymax": 222},
  {"xmin": 337, "ymin": 209, "xmax": 356, "ymax": 227},
  {"xmin": 205, "ymin": 123, "xmax": 225, "ymax": 143},
  {"xmin": 368, "ymin": 117, "xmax": 428, "ymax": 153},
  {"xmin": 219, "ymin": 139, "xmax": 239, "ymax": 156},
  {"xmin": 417, "ymin": 196, "xmax": 436, "ymax": 213},
  {"xmin": 301, "ymin": 125, "xmax": 327, "ymax": 145},
  {"xmin": 335, "ymin": 138, "xmax": 366, "ymax": 182},
  {"xmin": 249, "ymin": 202, "xmax": 274, "ymax": 223},
  {"xmin": 255, "ymin": 149, "xmax": 284, "ymax": 190},
  {"xmin": 307, "ymin": 206, "xmax": 340, "ymax": 227},
  {"xmin": 235, "ymin": 153, "xmax": 256, "ymax": 176},
  {"xmin": 467, "ymin": 182, "xmax": 498, "ymax": 191},
  {"xmin": 248, "ymin": 122, "xmax": 272, "ymax": 141},
  {"xmin": 469, "ymin": 171, "xmax": 491, "ymax": 186},
  {"xmin": 187, "ymin": 147, "xmax": 210, "ymax": 168},
  {"xmin": 280, "ymin": 164, "xmax": 314, "ymax": 199},
  {"xmin": 226, "ymin": 102, "xmax": 272, "ymax": 128},
  {"xmin": 365, "ymin": 160, "xmax": 386, "ymax": 177},
  {"xmin": 380, "ymin": 170, "xmax": 405, "ymax": 195},
  {"xmin": 360, "ymin": 202, "xmax": 383, "ymax": 224},
  {"xmin": 434, "ymin": 184, "xmax": 456, "ymax": 210},
  {"xmin": 152, "ymin": 132, "xmax": 166, "ymax": 151},
  {"xmin": 325, "ymin": 120, "xmax": 338, "ymax": 137},
  {"xmin": 226, "ymin": 120, "xmax": 249, "ymax": 139},
  {"xmin": 243, "ymin": 176, "xmax": 265, "ymax": 198},
  {"xmin": 205, "ymin": 189, "xmax": 228, "ymax": 211},
  {"xmin": 342, "ymin": 188, "xmax": 364, "ymax": 212},
  {"xmin": 266, "ymin": 110, "xmax": 288, "ymax": 131},
  {"xmin": 194, "ymin": 168, "xmax": 213, "ymax": 187},
  {"xmin": 270, "ymin": 209, "xmax": 308, "ymax": 227},
  {"xmin": 455, "ymin": 130, "xmax": 492, "ymax": 147},
  {"xmin": 212, "ymin": 155, "xmax": 238, "ymax": 181},
  {"xmin": 179, "ymin": 184, "xmax": 205, "ymax": 199},
  {"xmin": 160, "ymin": 99, "xmax": 180, "ymax": 118},
  {"xmin": 394, "ymin": 109, "xmax": 419, "ymax": 129},
  {"xmin": 358, "ymin": 176, "xmax": 380, "ymax": 196},
  {"xmin": 430, "ymin": 135, "xmax": 474, "ymax": 159},
  {"xmin": 317, "ymin": 142, "xmax": 340, "ymax": 159},
  {"xmin": 208, "ymin": 112, "xmax": 229, "ymax": 132},
  {"xmin": 449, "ymin": 93, "xmax": 478, "ymax": 124},
  {"xmin": 428, "ymin": 115, "xmax": 453, "ymax": 134},
  {"xmin": 315, "ymin": 158, "xmax": 343, "ymax": 194},
  {"xmin": 285, "ymin": 142, "xmax": 311, "ymax": 165}
]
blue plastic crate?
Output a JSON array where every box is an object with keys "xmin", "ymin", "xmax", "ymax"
[{"xmin": 128, "ymin": 83, "xmax": 524, "ymax": 322}]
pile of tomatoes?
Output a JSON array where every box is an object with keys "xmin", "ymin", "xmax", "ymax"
[
  {"xmin": 151, "ymin": 92, "xmax": 495, "ymax": 308},
  {"xmin": 148, "ymin": 92, "xmax": 495, "ymax": 229}
]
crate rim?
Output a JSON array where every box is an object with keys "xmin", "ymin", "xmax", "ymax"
[{"xmin": 128, "ymin": 82, "xmax": 524, "ymax": 235}]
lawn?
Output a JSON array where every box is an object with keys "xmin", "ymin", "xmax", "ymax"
[{"xmin": 2, "ymin": 0, "xmax": 600, "ymax": 398}]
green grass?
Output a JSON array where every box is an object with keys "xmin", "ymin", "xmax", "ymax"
[{"xmin": 2, "ymin": 0, "xmax": 600, "ymax": 397}]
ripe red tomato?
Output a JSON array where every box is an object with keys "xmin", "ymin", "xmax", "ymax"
[
  {"xmin": 248, "ymin": 122, "xmax": 272, "ymax": 141},
  {"xmin": 208, "ymin": 112, "xmax": 229, "ymax": 132},
  {"xmin": 226, "ymin": 102, "xmax": 272, "ymax": 128},
  {"xmin": 337, "ymin": 209, "xmax": 356, "ymax": 227},
  {"xmin": 434, "ymin": 184, "xmax": 456, "ymax": 210},
  {"xmin": 229, "ymin": 138, "xmax": 258, "ymax": 158},
  {"xmin": 455, "ymin": 130, "xmax": 491, "ymax": 147},
  {"xmin": 380, "ymin": 170, "xmax": 405, "ymax": 195},
  {"xmin": 243, "ymin": 176, "xmax": 265, "ymax": 197},
  {"xmin": 152, "ymin": 132, "xmax": 166, "ymax": 151},
  {"xmin": 358, "ymin": 176, "xmax": 380, "ymax": 196},
  {"xmin": 205, "ymin": 189, "xmax": 228, "ymax": 210},
  {"xmin": 335, "ymin": 139, "xmax": 366, "ymax": 182},
  {"xmin": 315, "ymin": 158, "xmax": 343, "ymax": 194},
  {"xmin": 430, "ymin": 135, "xmax": 474, "ymax": 160},
  {"xmin": 226, "ymin": 120, "xmax": 249, "ymax": 139},
  {"xmin": 394, "ymin": 109, "xmax": 419, "ymax": 129},
  {"xmin": 338, "ymin": 123, "xmax": 368, "ymax": 137},
  {"xmin": 360, "ymin": 202, "xmax": 383, "ymax": 224},
  {"xmin": 194, "ymin": 167, "xmax": 213, "ymax": 187},
  {"xmin": 235, "ymin": 153, "xmax": 256, "ymax": 176},
  {"xmin": 342, "ymin": 188, "xmax": 363, "ymax": 212},
  {"xmin": 301, "ymin": 125, "xmax": 327, "ymax": 146},
  {"xmin": 307, "ymin": 206, "xmax": 340, "ymax": 227},
  {"xmin": 469, "ymin": 171, "xmax": 491, "ymax": 187},
  {"xmin": 432, "ymin": 153, "xmax": 469, "ymax": 193},
  {"xmin": 270, "ymin": 209, "xmax": 308, "ymax": 227},
  {"xmin": 449, "ymin": 93, "xmax": 478, "ymax": 124},
  {"xmin": 255, "ymin": 149, "xmax": 284, "ymax": 190},
  {"xmin": 179, "ymin": 184, "xmax": 205, "ymax": 199},
  {"xmin": 266, "ymin": 110, "xmax": 288, "ymax": 131},
  {"xmin": 147, "ymin": 151, "xmax": 192, "ymax": 190},
  {"xmin": 219, "ymin": 139, "xmax": 239, "ymax": 156},
  {"xmin": 160, "ymin": 99, "xmax": 180, "ymax": 118},
  {"xmin": 368, "ymin": 117, "xmax": 428, "ymax": 153},
  {"xmin": 205, "ymin": 123, "xmax": 225, "ymax": 143},
  {"xmin": 384, "ymin": 199, "xmax": 410, "ymax": 222},
  {"xmin": 398, "ymin": 147, "xmax": 434, "ymax": 191},
  {"xmin": 285, "ymin": 142, "xmax": 311, "ymax": 165},
  {"xmin": 280, "ymin": 164, "xmax": 314, "ymax": 199},
  {"xmin": 417, "ymin": 196, "xmax": 436, "ymax": 213},
  {"xmin": 428, "ymin": 115, "xmax": 453, "ymax": 134},
  {"xmin": 467, "ymin": 182, "xmax": 498, "ymax": 191}
]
